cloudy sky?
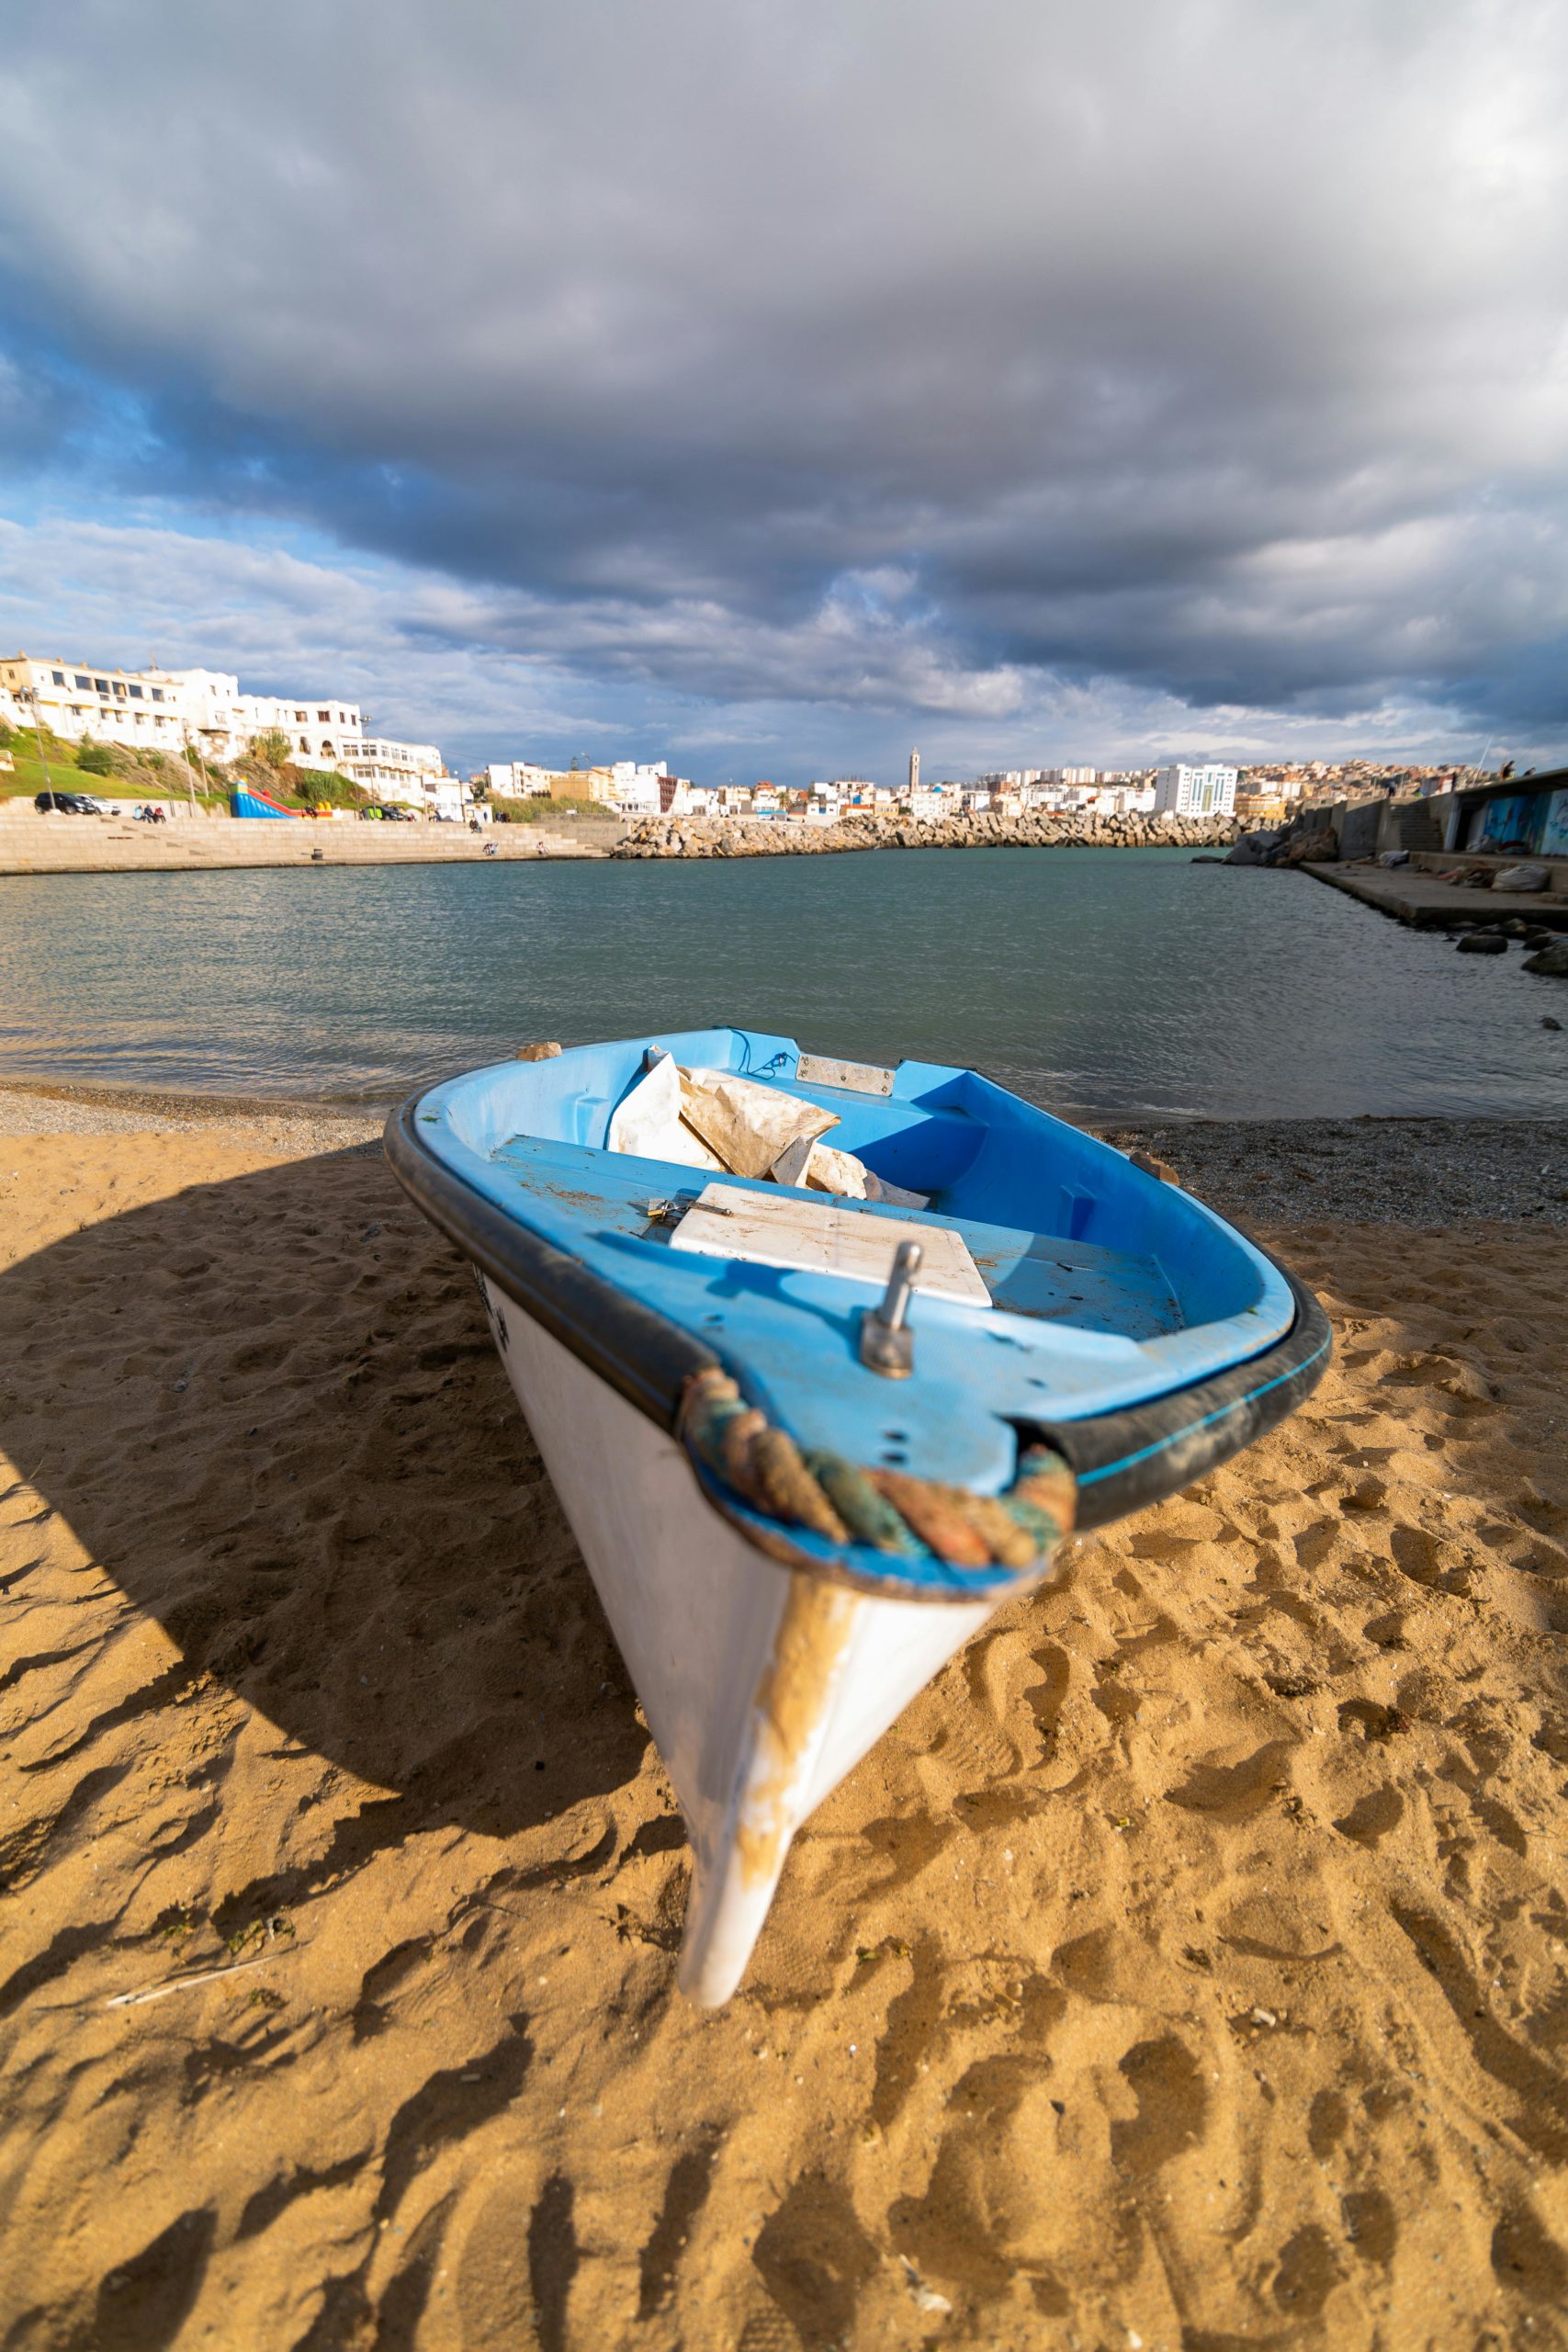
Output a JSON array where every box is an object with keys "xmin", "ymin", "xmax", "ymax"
[{"xmin": 2, "ymin": 0, "xmax": 1565, "ymax": 783}]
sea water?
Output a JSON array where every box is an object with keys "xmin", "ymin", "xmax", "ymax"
[{"xmin": 1, "ymin": 847, "xmax": 1564, "ymax": 1119}]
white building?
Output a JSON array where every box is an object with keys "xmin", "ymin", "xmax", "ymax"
[
  {"xmin": 1153, "ymin": 763, "xmax": 1238, "ymax": 817},
  {"xmin": 811, "ymin": 777, "xmax": 886, "ymax": 809},
  {"xmin": 908, "ymin": 783, "xmax": 957, "ymax": 820},
  {"xmin": 342, "ymin": 738, "xmax": 446, "ymax": 808},
  {"xmin": 605, "ymin": 760, "xmax": 671, "ymax": 814},
  {"xmin": 428, "ymin": 777, "xmax": 470, "ymax": 821},
  {"xmin": 0, "ymin": 653, "xmax": 362, "ymax": 769},
  {"xmin": 488, "ymin": 760, "xmax": 560, "ymax": 799}
]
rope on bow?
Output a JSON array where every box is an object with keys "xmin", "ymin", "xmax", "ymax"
[{"xmin": 680, "ymin": 1367, "xmax": 1075, "ymax": 1575}]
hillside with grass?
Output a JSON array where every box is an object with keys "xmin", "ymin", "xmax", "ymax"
[
  {"xmin": 0, "ymin": 722, "xmax": 370, "ymax": 815},
  {"xmin": 0, "ymin": 723, "xmax": 229, "ymax": 807},
  {"xmin": 488, "ymin": 791, "xmax": 621, "ymax": 825}
]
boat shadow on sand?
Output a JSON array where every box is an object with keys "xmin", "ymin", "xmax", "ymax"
[{"xmin": 0, "ymin": 1148, "xmax": 674, "ymax": 1975}]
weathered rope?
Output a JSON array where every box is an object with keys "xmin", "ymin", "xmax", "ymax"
[{"xmin": 680, "ymin": 1368, "xmax": 1076, "ymax": 1575}]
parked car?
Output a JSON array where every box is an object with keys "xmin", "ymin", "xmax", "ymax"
[{"xmin": 35, "ymin": 789, "xmax": 96, "ymax": 814}]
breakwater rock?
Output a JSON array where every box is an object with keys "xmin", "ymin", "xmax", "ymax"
[{"xmin": 611, "ymin": 810, "xmax": 1242, "ymax": 859}]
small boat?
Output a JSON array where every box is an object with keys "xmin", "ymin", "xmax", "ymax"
[{"xmin": 387, "ymin": 1029, "xmax": 1328, "ymax": 2003}]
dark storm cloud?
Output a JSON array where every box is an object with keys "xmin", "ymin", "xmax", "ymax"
[{"xmin": 1, "ymin": 0, "xmax": 1566, "ymax": 755}]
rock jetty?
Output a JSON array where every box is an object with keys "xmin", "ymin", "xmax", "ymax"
[
  {"xmin": 612, "ymin": 809, "xmax": 1241, "ymax": 859},
  {"xmin": 1225, "ymin": 820, "xmax": 1340, "ymax": 868}
]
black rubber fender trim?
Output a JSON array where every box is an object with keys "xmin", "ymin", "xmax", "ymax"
[
  {"xmin": 1030, "ymin": 1260, "xmax": 1332, "ymax": 1530},
  {"xmin": 384, "ymin": 1091, "xmax": 719, "ymax": 1429}
]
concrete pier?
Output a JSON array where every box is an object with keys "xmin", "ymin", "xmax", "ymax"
[{"xmin": 1302, "ymin": 858, "xmax": 1568, "ymax": 931}]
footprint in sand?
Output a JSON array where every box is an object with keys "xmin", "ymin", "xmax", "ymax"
[
  {"xmin": 1332, "ymin": 1785, "xmax": 1404, "ymax": 1844},
  {"xmin": 92, "ymin": 2210, "xmax": 217, "ymax": 2352},
  {"xmin": 1307, "ymin": 2087, "xmax": 1348, "ymax": 2158},
  {"xmin": 751, "ymin": 2172, "xmax": 877, "ymax": 2352},
  {"xmin": 1167, "ymin": 1737, "xmax": 1300, "ymax": 1818},
  {"xmin": 637, "ymin": 2135, "xmax": 720, "ymax": 2320},
  {"xmin": 1341, "ymin": 2186, "xmax": 1398, "ymax": 2267},
  {"xmin": 1271, "ymin": 2222, "xmax": 1343, "ymax": 2315},
  {"xmin": 1111, "ymin": 2034, "xmax": 1207, "ymax": 2176},
  {"xmin": 1492, "ymin": 2204, "xmax": 1568, "ymax": 2306}
]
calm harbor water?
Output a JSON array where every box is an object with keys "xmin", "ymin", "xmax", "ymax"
[{"xmin": 1, "ymin": 848, "xmax": 1564, "ymax": 1120}]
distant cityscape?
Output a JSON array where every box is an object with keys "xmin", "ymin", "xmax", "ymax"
[{"xmin": 0, "ymin": 647, "xmax": 1511, "ymax": 827}]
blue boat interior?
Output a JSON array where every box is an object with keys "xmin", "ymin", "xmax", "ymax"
[{"xmin": 415, "ymin": 1026, "xmax": 1294, "ymax": 1496}]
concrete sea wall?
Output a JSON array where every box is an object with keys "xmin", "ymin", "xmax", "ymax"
[{"xmin": 0, "ymin": 808, "xmax": 613, "ymax": 874}]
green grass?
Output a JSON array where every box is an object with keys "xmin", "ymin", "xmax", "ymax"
[
  {"xmin": 491, "ymin": 793, "xmax": 619, "ymax": 824},
  {"xmin": 3, "ymin": 752, "xmax": 223, "ymax": 809},
  {"xmin": 0, "ymin": 728, "xmax": 220, "ymax": 805},
  {"xmin": 2, "ymin": 747, "xmax": 71, "ymax": 799}
]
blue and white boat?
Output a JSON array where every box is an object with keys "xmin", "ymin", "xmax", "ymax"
[{"xmin": 387, "ymin": 1028, "xmax": 1328, "ymax": 2002}]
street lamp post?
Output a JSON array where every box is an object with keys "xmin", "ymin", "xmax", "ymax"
[
  {"xmin": 178, "ymin": 725, "xmax": 201, "ymax": 819},
  {"xmin": 29, "ymin": 695, "xmax": 57, "ymax": 807}
]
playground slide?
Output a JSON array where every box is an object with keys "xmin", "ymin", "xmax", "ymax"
[{"xmin": 229, "ymin": 784, "xmax": 299, "ymax": 820}]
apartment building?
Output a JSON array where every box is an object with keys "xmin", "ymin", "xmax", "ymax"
[
  {"xmin": 487, "ymin": 760, "xmax": 560, "ymax": 798},
  {"xmin": 1153, "ymin": 763, "xmax": 1238, "ymax": 817},
  {"xmin": 908, "ymin": 783, "xmax": 958, "ymax": 820},
  {"xmin": 0, "ymin": 653, "xmax": 362, "ymax": 768},
  {"xmin": 340, "ymin": 738, "xmax": 446, "ymax": 808}
]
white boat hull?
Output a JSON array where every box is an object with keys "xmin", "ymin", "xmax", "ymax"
[{"xmin": 477, "ymin": 1272, "xmax": 994, "ymax": 2004}]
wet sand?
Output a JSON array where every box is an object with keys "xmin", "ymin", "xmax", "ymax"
[{"xmin": 3, "ymin": 1114, "xmax": 1568, "ymax": 2348}]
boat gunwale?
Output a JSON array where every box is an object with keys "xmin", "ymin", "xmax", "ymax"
[{"xmin": 384, "ymin": 1077, "xmax": 1332, "ymax": 1547}]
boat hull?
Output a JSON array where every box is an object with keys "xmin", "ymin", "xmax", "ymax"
[
  {"xmin": 475, "ymin": 1269, "xmax": 993, "ymax": 2004},
  {"xmin": 383, "ymin": 1045, "xmax": 1331, "ymax": 2005}
]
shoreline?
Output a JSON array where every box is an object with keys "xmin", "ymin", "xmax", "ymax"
[
  {"xmin": 0, "ymin": 808, "xmax": 622, "ymax": 876},
  {"xmin": 0, "ymin": 810, "xmax": 1237, "ymax": 876},
  {"xmin": 3, "ymin": 1077, "xmax": 1563, "ymax": 1225},
  {"xmin": 0, "ymin": 1075, "xmax": 393, "ymax": 1119},
  {"xmin": 0, "ymin": 1079, "xmax": 387, "ymax": 1159}
]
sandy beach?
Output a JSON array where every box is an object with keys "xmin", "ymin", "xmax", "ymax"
[{"xmin": 4, "ymin": 1093, "xmax": 1568, "ymax": 2349}]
